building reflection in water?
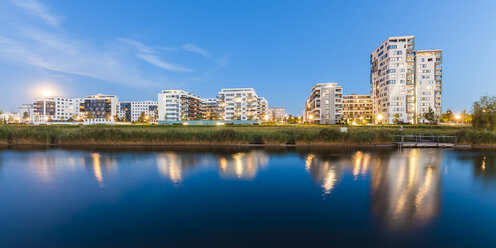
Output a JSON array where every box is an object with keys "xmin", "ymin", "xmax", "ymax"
[
  {"xmin": 156, "ymin": 152, "xmax": 207, "ymax": 183},
  {"xmin": 156, "ymin": 150, "xmax": 269, "ymax": 182},
  {"xmin": 306, "ymin": 151, "xmax": 372, "ymax": 195},
  {"xmin": 370, "ymin": 149, "xmax": 443, "ymax": 230},
  {"xmin": 217, "ymin": 151, "xmax": 268, "ymax": 180},
  {"xmin": 306, "ymin": 149, "xmax": 443, "ymax": 229},
  {"xmin": 23, "ymin": 151, "xmax": 117, "ymax": 187}
]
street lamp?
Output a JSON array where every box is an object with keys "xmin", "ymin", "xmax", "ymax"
[{"xmin": 377, "ymin": 114, "xmax": 384, "ymax": 125}]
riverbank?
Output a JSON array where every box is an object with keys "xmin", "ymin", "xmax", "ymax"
[{"xmin": 0, "ymin": 125, "xmax": 494, "ymax": 146}]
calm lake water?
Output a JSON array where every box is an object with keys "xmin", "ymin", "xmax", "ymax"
[{"xmin": 0, "ymin": 146, "xmax": 495, "ymax": 247}]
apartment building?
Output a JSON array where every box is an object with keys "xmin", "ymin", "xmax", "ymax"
[
  {"xmin": 201, "ymin": 98, "xmax": 220, "ymax": 120},
  {"xmin": 218, "ymin": 88, "xmax": 261, "ymax": 121},
  {"xmin": 119, "ymin": 101, "xmax": 158, "ymax": 122},
  {"xmin": 303, "ymin": 83, "xmax": 343, "ymax": 124},
  {"xmin": 342, "ymin": 94, "xmax": 372, "ymax": 123},
  {"xmin": 157, "ymin": 90, "xmax": 202, "ymax": 122},
  {"xmin": 258, "ymin": 97, "xmax": 269, "ymax": 121},
  {"xmin": 18, "ymin": 104, "xmax": 34, "ymax": 123},
  {"xmin": 33, "ymin": 97, "xmax": 83, "ymax": 122},
  {"xmin": 370, "ymin": 36, "xmax": 442, "ymax": 124},
  {"xmin": 80, "ymin": 94, "xmax": 119, "ymax": 122},
  {"xmin": 267, "ymin": 107, "xmax": 285, "ymax": 121}
]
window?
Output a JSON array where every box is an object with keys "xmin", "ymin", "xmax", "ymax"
[
  {"xmin": 387, "ymin": 80, "xmax": 396, "ymax": 84},
  {"xmin": 387, "ymin": 45, "xmax": 397, "ymax": 50},
  {"xmin": 396, "ymin": 51, "xmax": 402, "ymax": 55}
]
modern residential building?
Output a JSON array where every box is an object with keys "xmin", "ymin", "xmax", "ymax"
[
  {"xmin": 157, "ymin": 90, "xmax": 202, "ymax": 122},
  {"xmin": 119, "ymin": 101, "xmax": 158, "ymax": 122},
  {"xmin": 18, "ymin": 104, "xmax": 34, "ymax": 123},
  {"xmin": 342, "ymin": 94, "xmax": 372, "ymax": 123},
  {"xmin": 303, "ymin": 83, "xmax": 343, "ymax": 124},
  {"xmin": 201, "ymin": 98, "xmax": 220, "ymax": 120},
  {"xmin": 267, "ymin": 107, "xmax": 285, "ymax": 121},
  {"xmin": 33, "ymin": 97, "xmax": 83, "ymax": 122},
  {"xmin": 370, "ymin": 36, "xmax": 442, "ymax": 124},
  {"xmin": 80, "ymin": 94, "xmax": 119, "ymax": 123},
  {"xmin": 218, "ymin": 88, "xmax": 261, "ymax": 121},
  {"xmin": 0, "ymin": 111, "xmax": 18, "ymax": 124},
  {"xmin": 257, "ymin": 97, "xmax": 269, "ymax": 121}
]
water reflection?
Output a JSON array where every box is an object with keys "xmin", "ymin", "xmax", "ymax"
[
  {"xmin": 305, "ymin": 149, "xmax": 443, "ymax": 229},
  {"xmin": 471, "ymin": 153, "xmax": 496, "ymax": 185},
  {"xmin": 306, "ymin": 151, "xmax": 373, "ymax": 195},
  {"xmin": 371, "ymin": 149, "xmax": 443, "ymax": 230},
  {"xmin": 217, "ymin": 151, "xmax": 268, "ymax": 180}
]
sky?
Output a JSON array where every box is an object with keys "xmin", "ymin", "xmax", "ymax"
[{"xmin": 0, "ymin": 0, "xmax": 495, "ymax": 115}]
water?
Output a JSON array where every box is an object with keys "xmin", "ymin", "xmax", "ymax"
[{"xmin": 0, "ymin": 146, "xmax": 495, "ymax": 247}]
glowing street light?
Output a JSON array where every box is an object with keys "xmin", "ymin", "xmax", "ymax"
[
  {"xmin": 309, "ymin": 115, "xmax": 313, "ymax": 120},
  {"xmin": 455, "ymin": 114, "xmax": 461, "ymax": 120},
  {"xmin": 377, "ymin": 114, "xmax": 384, "ymax": 121}
]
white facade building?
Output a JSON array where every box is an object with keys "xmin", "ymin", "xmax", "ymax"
[
  {"xmin": 218, "ymin": 88, "xmax": 262, "ymax": 121},
  {"xmin": 303, "ymin": 83, "xmax": 343, "ymax": 124},
  {"xmin": 33, "ymin": 96, "xmax": 83, "ymax": 123},
  {"xmin": 370, "ymin": 36, "xmax": 442, "ymax": 124},
  {"xmin": 119, "ymin": 101, "xmax": 158, "ymax": 122},
  {"xmin": 158, "ymin": 90, "xmax": 202, "ymax": 122}
]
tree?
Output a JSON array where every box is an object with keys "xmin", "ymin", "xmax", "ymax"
[
  {"xmin": 423, "ymin": 107, "xmax": 437, "ymax": 124},
  {"xmin": 138, "ymin": 112, "xmax": 147, "ymax": 123},
  {"xmin": 472, "ymin": 96, "xmax": 496, "ymax": 130},
  {"xmin": 461, "ymin": 110, "xmax": 472, "ymax": 124},
  {"xmin": 393, "ymin": 114, "xmax": 400, "ymax": 124},
  {"xmin": 23, "ymin": 111, "xmax": 29, "ymax": 120},
  {"xmin": 87, "ymin": 112, "xmax": 93, "ymax": 119},
  {"xmin": 446, "ymin": 109, "xmax": 453, "ymax": 122}
]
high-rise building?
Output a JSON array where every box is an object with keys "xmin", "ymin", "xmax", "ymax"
[
  {"xmin": 303, "ymin": 83, "xmax": 343, "ymax": 124},
  {"xmin": 342, "ymin": 94, "xmax": 372, "ymax": 123},
  {"xmin": 80, "ymin": 94, "xmax": 119, "ymax": 123},
  {"xmin": 370, "ymin": 36, "xmax": 442, "ymax": 124},
  {"xmin": 218, "ymin": 88, "xmax": 262, "ymax": 121},
  {"xmin": 267, "ymin": 107, "xmax": 285, "ymax": 121},
  {"xmin": 33, "ymin": 97, "xmax": 83, "ymax": 122},
  {"xmin": 119, "ymin": 101, "xmax": 158, "ymax": 122},
  {"xmin": 157, "ymin": 90, "xmax": 202, "ymax": 122}
]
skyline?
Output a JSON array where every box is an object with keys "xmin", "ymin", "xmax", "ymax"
[{"xmin": 1, "ymin": 0, "xmax": 496, "ymax": 115}]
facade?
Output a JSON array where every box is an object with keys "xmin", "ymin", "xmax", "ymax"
[
  {"xmin": 342, "ymin": 94, "xmax": 372, "ymax": 123},
  {"xmin": 158, "ymin": 90, "xmax": 202, "ymax": 122},
  {"xmin": 257, "ymin": 97, "xmax": 269, "ymax": 121},
  {"xmin": 119, "ymin": 101, "xmax": 158, "ymax": 122},
  {"xmin": 218, "ymin": 88, "xmax": 260, "ymax": 121},
  {"xmin": 370, "ymin": 36, "xmax": 442, "ymax": 124},
  {"xmin": 33, "ymin": 97, "xmax": 83, "ymax": 122},
  {"xmin": 201, "ymin": 98, "xmax": 220, "ymax": 120},
  {"xmin": 80, "ymin": 94, "xmax": 119, "ymax": 123},
  {"xmin": 18, "ymin": 104, "xmax": 34, "ymax": 123},
  {"xmin": 303, "ymin": 83, "xmax": 343, "ymax": 124},
  {"xmin": 267, "ymin": 107, "xmax": 285, "ymax": 121}
]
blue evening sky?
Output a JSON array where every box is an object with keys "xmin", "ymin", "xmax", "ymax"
[{"xmin": 0, "ymin": 0, "xmax": 495, "ymax": 115}]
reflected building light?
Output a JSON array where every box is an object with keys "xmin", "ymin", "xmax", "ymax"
[
  {"xmin": 482, "ymin": 156, "xmax": 486, "ymax": 172},
  {"xmin": 305, "ymin": 154, "xmax": 315, "ymax": 171},
  {"xmin": 91, "ymin": 153, "xmax": 104, "ymax": 187},
  {"xmin": 218, "ymin": 151, "xmax": 268, "ymax": 180},
  {"xmin": 371, "ymin": 149, "xmax": 442, "ymax": 230},
  {"xmin": 157, "ymin": 153, "xmax": 182, "ymax": 183},
  {"xmin": 322, "ymin": 162, "xmax": 337, "ymax": 195}
]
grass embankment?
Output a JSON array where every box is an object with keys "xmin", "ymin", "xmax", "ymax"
[{"xmin": 0, "ymin": 125, "xmax": 494, "ymax": 146}]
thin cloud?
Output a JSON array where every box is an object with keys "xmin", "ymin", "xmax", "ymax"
[
  {"xmin": 182, "ymin": 43, "xmax": 209, "ymax": 57},
  {"xmin": 137, "ymin": 53, "xmax": 192, "ymax": 72},
  {"xmin": 10, "ymin": 0, "xmax": 62, "ymax": 26},
  {"xmin": 118, "ymin": 37, "xmax": 193, "ymax": 72}
]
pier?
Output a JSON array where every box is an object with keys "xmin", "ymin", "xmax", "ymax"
[{"xmin": 394, "ymin": 134, "xmax": 457, "ymax": 148}]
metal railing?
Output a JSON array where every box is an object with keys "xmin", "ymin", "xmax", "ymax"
[{"xmin": 394, "ymin": 133, "xmax": 457, "ymax": 147}]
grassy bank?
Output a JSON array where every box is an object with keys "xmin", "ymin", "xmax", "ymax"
[{"xmin": 0, "ymin": 125, "xmax": 493, "ymax": 146}]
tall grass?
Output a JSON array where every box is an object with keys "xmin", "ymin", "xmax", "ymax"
[{"xmin": 0, "ymin": 125, "xmax": 492, "ymax": 146}]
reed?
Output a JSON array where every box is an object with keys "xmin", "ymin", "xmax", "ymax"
[{"xmin": 0, "ymin": 125, "xmax": 490, "ymax": 146}]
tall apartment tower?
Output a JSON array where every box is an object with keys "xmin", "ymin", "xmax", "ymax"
[
  {"xmin": 303, "ymin": 83, "xmax": 343, "ymax": 124},
  {"xmin": 370, "ymin": 36, "xmax": 442, "ymax": 124}
]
